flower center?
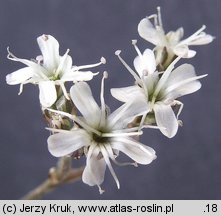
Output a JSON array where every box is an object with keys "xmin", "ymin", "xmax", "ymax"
[
  {"xmin": 149, "ymin": 92, "xmax": 161, "ymax": 103},
  {"xmin": 92, "ymin": 133, "xmax": 109, "ymax": 144},
  {"xmin": 49, "ymin": 73, "xmax": 61, "ymax": 81},
  {"xmin": 91, "ymin": 125, "xmax": 110, "ymax": 144}
]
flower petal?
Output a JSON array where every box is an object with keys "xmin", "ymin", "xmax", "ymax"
[
  {"xmin": 7, "ymin": 48, "xmax": 50, "ymax": 79},
  {"xmin": 164, "ymin": 82, "xmax": 202, "ymax": 101},
  {"xmin": 167, "ymin": 27, "xmax": 184, "ymax": 45},
  {"xmin": 37, "ymin": 34, "xmax": 60, "ymax": 71},
  {"xmin": 70, "ymin": 82, "xmax": 101, "ymax": 126},
  {"xmin": 163, "ymin": 64, "xmax": 206, "ymax": 100},
  {"xmin": 153, "ymin": 56, "xmax": 180, "ymax": 97},
  {"xmin": 47, "ymin": 129, "xmax": 89, "ymax": 157},
  {"xmin": 154, "ymin": 102, "xmax": 178, "ymax": 138},
  {"xmin": 186, "ymin": 50, "xmax": 197, "ymax": 58},
  {"xmin": 173, "ymin": 44, "xmax": 190, "ymax": 57},
  {"xmin": 108, "ymin": 99, "xmax": 148, "ymax": 129},
  {"xmin": 39, "ymin": 81, "xmax": 57, "ymax": 107},
  {"xmin": 166, "ymin": 64, "xmax": 197, "ymax": 86},
  {"xmin": 56, "ymin": 51, "xmax": 72, "ymax": 77},
  {"xmin": 188, "ymin": 33, "xmax": 214, "ymax": 45},
  {"xmin": 133, "ymin": 49, "xmax": 156, "ymax": 76},
  {"xmin": 111, "ymin": 85, "xmax": 146, "ymax": 103},
  {"xmin": 82, "ymin": 146, "xmax": 106, "ymax": 188},
  {"xmin": 61, "ymin": 71, "xmax": 98, "ymax": 82},
  {"xmin": 143, "ymin": 72, "xmax": 159, "ymax": 95},
  {"xmin": 174, "ymin": 45, "xmax": 197, "ymax": 58},
  {"xmin": 138, "ymin": 18, "xmax": 161, "ymax": 45},
  {"xmin": 6, "ymin": 67, "xmax": 34, "ymax": 85},
  {"xmin": 111, "ymin": 137, "xmax": 156, "ymax": 164}
]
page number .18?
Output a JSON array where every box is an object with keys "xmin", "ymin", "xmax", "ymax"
[{"xmin": 205, "ymin": 204, "xmax": 217, "ymax": 213}]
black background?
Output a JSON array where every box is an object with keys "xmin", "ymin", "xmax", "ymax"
[{"xmin": 0, "ymin": 0, "xmax": 220, "ymax": 199}]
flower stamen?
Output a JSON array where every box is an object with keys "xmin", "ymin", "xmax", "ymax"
[
  {"xmin": 179, "ymin": 25, "xmax": 206, "ymax": 46},
  {"xmin": 73, "ymin": 57, "xmax": 106, "ymax": 71},
  {"xmin": 99, "ymin": 71, "xmax": 108, "ymax": 127},
  {"xmin": 100, "ymin": 145, "xmax": 120, "ymax": 189},
  {"xmin": 132, "ymin": 40, "xmax": 143, "ymax": 59},
  {"xmin": 115, "ymin": 50, "xmax": 141, "ymax": 85},
  {"xmin": 157, "ymin": 6, "xmax": 163, "ymax": 28},
  {"xmin": 102, "ymin": 131, "xmax": 143, "ymax": 138}
]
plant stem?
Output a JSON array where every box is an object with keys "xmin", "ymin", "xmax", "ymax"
[{"xmin": 21, "ymin": 156, "xmax": 84, "ymax": 200}]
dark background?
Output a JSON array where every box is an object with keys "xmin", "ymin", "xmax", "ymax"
[{"xmin": 0, "ymin": 0, "xmax": 220, "ymax": 199}]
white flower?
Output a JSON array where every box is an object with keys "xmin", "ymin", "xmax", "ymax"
[
  {"xmin": 47, "ymin": 73, "xmax": 156, "ymax": 193},
  {"xmin": 6, "ymin": 34, "xmax": 106, "ymax": 108},
  {"xmin": 112, "ymin": 43, "xmax": 207, "ymax": 138},
  {"xmin": 138, "ymin": 7, "xmax": 214, "ymax": 61}
]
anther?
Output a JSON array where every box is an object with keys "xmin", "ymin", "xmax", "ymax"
[
  {"xmin": 132, "ymin": 39, "xmax": 137, "ymax": 45},
  {"xmin": 115, "ymin": 50, "xmax": 121, "ymax": 55},
  {"xmin": 103, "ymin": 71, "xmax": 108, "ymax": 79},
  {"xmin": 42, "ymin": 34, "xmax": 49, "ymax": 41},
  {"xmin": 100, "ymin": 57, "xmax": 106, "ymax": 64}
]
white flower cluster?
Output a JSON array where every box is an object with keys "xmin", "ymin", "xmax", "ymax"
[
  {"xmin": 138, "ymin": 7, "xmax": 214, "ymax": 68},
  {"xmin": 6, "ymin": 7, "xmax": 213, "ymax": 193},
  {"xmin": 6, "ymin": 35, "xmax": 106, "ymax": 108}
]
